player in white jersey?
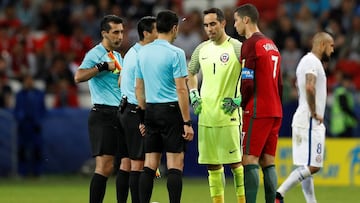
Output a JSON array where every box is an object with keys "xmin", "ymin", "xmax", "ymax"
[
  {"xmin": 292, "ymin": 52, "xmax": 327, "ymax": 167},
  {"xmin": 275, "ymin": 32, "xmax": 334, "ymax": 203}
]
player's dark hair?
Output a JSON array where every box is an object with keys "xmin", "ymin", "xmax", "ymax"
[
  {"xmin": 156, "ymin": 10, "xmax": 179, "ymax": 33},
  {"xmin": 137, "ymin": 16, "xmax": 156, "ymax": 41},
  {"xmin": 234, "ymin": 3, "xmax": 259, "ymax": 24},
  {"xmin": 100, "ymin": 15, "xmax": 123, "ymax": 32},
  {"xmin": 203, "ymin": 8, "xmax": 225, "ymax": 22}
]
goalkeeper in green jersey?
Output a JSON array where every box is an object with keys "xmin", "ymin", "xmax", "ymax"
[{"xmin": 187, "ymin": 8, "xmax": 244, "ymax": 203}]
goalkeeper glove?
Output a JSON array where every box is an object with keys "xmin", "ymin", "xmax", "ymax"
[
  {"xmin": 221, "ymin": 96, "xmax": 241, "ymax": 115},
  {"xmin": 190, "ymin": 89, "xmax": 202, "ymax": 115}
]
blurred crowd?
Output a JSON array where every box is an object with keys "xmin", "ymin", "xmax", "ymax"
[{"xmin": 0, "ymin": 0, "xmax": 360, "ymax": 112}]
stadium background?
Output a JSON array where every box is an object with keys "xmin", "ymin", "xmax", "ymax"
[{"xmin": 1, "ymin": 0, "xmax": 360, "ymax": 188}]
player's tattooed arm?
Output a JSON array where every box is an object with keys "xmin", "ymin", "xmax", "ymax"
[{"xmin": 305, "ymin": 73, "xmax": 323, "ymax": 123}]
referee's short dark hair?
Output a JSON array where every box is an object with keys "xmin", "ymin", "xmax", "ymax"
[
  {"xmin": 137, "ymin": 16, "xmax": 156, "ymax": 41},
  {"xmin": 100, "ymin": 15, "xmax": 123, "ymax": 32},
  {"xmin": 203, "ymin": 8, "xmax": 225, "ymax": 22},
  {"xmin": 156, "ymin": 10, "xmax": 179, "ymax": 33}
]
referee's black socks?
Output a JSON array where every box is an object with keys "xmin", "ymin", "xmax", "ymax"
[
  {"xmin": 139, "ymin": 167, "xmax": 156, "ymax": 203},
  {"xmin": 167, "ymin": 168, "xmax": 183, "ymax": 203},
  {"xmin": 129, "ymin": 171, "xmax": 141, "ymax": 203},
  {"xmin": 116, "ymin": 169, "xmax": 129, "ymax": 203},
  {"xmin": 90, "ymin": 173, "xmax": 108, "ymax": 203}
]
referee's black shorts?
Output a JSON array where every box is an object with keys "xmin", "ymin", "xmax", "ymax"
[
  {"xmin": 144, "ymin": 102, "xmax": 186, "ymax": 153},
  {"xmin": 119, "ymin": 103, "xmax": 144, "ymax": 160},
  {"xmin": 88, "ymin": 104, "xmax": 128, "ymax": 158}
]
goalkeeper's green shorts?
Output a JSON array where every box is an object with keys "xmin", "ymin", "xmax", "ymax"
[{"xmin": 198, "ymin": 125, "xmax": 242, "ymax": 164}]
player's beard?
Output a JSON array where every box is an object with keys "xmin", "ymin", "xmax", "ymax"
[
  {"xmin": 113, "ymin": 40, "xmax": 122, "ymax": 49},
  {"xmin": 321, "ymin": 52, "xmax": 330, "ymax": 62}
]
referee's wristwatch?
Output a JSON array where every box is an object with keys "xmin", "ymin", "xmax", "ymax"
[{"xmin": 183, "ymin": 120, "xmax": 192, "ymax": 127}]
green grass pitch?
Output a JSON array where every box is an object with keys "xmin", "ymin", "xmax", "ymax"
[{"xmin": 0, "ymin": 175, "xmax": 359, "ymax": 203}]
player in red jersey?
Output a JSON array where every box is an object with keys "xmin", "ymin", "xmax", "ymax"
[{"xmin": 234, "ymin": 4, "xmax": 283, "ymax": 203}]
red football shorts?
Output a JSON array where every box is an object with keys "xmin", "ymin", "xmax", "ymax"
[{"xmin": 242, "ymin": 115, "xmax": 282, "ymax": 157}]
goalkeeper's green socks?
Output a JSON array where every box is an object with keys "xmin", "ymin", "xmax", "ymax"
[
  {"xmin": 244, "ymin": 164, "xmax": 260, "ymax": 203},
  {"xmin": 212, "ymin": 195, "xmax": 224, "ymax": 203},
  {"xmin": 231, "ymin": 166, "xmax": 245, "ymax": 203},
  {"xmin": 208, "ymin": 167, "xmax": 225, "ymax": 203}
]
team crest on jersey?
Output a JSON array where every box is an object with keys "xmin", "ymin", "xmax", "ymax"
[
  {"xmin": 315, "ymin": 154, "xmax": 322, "ymax": 163},
  {"xmin": 220, "ymin": 53, "xmax": 229, "ymax": 63},
  {"xmin": 295, "ymin": 134, "xmax": 302, "ymax": 145}
]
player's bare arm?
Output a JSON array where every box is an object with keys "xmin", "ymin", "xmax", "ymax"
[
  {"xmin": 187, "ymin": 72, "xmax": 198, "ymax": 90},
  {"xmin": 305, "ymin": 73, "xmax": 316, "ymax": 114},
  {"xmin": 135, "ymin": 78, "xmax": 146, "ymax": 110},
  {"xmin": 74, "ymin": 61, "xmax": 116, "ymax": 83},
  {"xmin": 175, "ymin": 77, "xmax": 194, "ymax": 141},
  {"xmin": 305, "ymin": 73, "xmax": 323, "ymax": 123}
]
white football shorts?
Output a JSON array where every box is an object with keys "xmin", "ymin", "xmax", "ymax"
[{"xmin": 292, "ymin": 124, "xmax": 325, "ymax": 167}]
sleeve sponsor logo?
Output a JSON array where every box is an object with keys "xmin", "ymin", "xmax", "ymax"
[{"xmin": 241, "ymin": 67, "xmax": 254, "ymax": 79}]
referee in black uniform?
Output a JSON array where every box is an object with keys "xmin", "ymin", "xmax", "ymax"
[
  {"xmin": 118, "ymin": 16, "xmax": 158, "ymax": 203},
  {"xmin": 135, "ymin": 10, "xmax": 194, "ymax": 203},
  {"xmin": 74, "ymin": 15, "xmax": 130, "ymax": 203}
]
